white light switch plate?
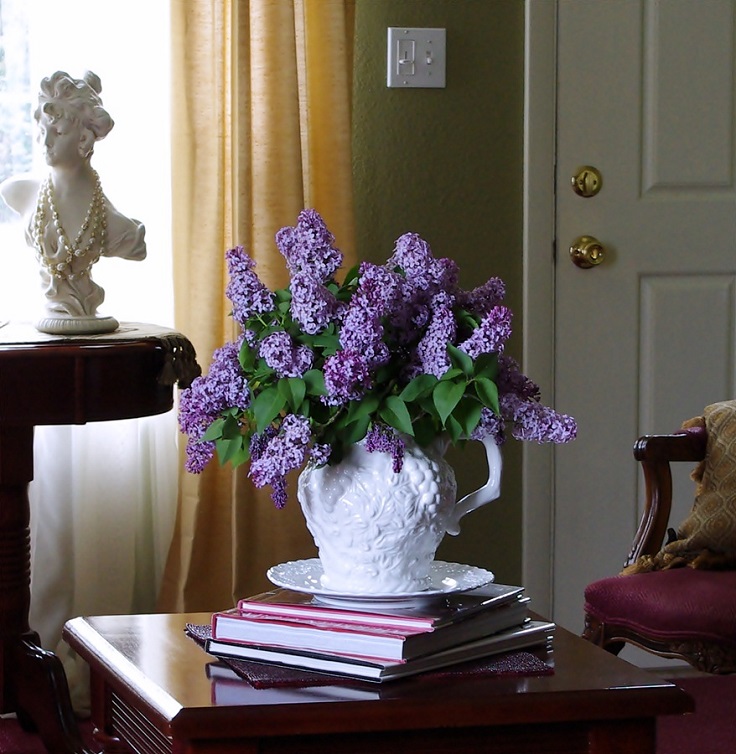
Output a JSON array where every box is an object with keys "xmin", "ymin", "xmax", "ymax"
[{"xmin": 387, "ymin": 27, "xmax": 446, "ymax": 88}]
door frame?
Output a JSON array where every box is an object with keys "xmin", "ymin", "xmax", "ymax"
[{"xmin": 522, "ymin": 0, "xmax": 557, "ymax": 616}]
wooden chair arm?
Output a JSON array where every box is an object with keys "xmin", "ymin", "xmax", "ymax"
[
  {"xmin": 633, "ymin": 427, "xmax": 707, "ymax": 463},
  {"xmin": 624, "ymin": 427, "xmax": 707, "ymax": 567}
]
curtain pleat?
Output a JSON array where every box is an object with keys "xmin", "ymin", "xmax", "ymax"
[{"xmin": 159, "ymin": 0, "xmax": 356, "ymax": 612}]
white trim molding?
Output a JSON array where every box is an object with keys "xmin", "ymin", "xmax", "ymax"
[{"xmin": 522, "ymin": 0, "xmax": 557, "ymax": 616}]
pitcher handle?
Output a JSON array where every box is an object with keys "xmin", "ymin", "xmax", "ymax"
[{"xmin": 446, "ymin": 435, "xmax": 502, "ymax": 535}]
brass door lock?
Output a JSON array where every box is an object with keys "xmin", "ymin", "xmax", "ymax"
[{"xmin": 571, "ymin": 166, "xmax": 602, "ymax": 198}]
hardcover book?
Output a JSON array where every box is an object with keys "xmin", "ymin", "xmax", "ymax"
[
  {"xmin": 205, "ymin": 619, "xmax": 555, "ymax": 683},
  {"xmin": 212, "ymin": 597, "xmax": 530, "ymax": 662},
  {"xmin": 236, "ymin": 582, "xmax": 526, "ymax": 631}
]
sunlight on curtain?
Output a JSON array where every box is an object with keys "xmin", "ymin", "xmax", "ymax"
[
  {"xmin": 0, "ymin": 0, "xmax": 175, "ymax": 711},
  {"xmin": 159, "ymin": 0, "xmax": 356, "ymax": 612}
]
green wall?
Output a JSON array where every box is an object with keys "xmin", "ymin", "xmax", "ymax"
[{"xmin": 352, "ymin": 0, "xmax": 526, "ymax": 584}]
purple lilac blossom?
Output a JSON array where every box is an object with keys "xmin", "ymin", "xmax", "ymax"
[
  {"xmin": 459, "ymin": 306, "xmax": 513, "ymax": 360},
  {"xmin": 354, "ymin": 262, "xmax": 403, "ymax": 311},
  {"xmin": 249, "ymin": 415, "xmax": 312, "ymax": 507},
  {"xmin": 183, "ymin": 437, "xmax": 216, "ymax": 474},
  {"xmin": 275, "ymin": 209, "xmax": 343, "ymax": 282},
  {"xmin": 458, "ymin": 277, "xmax": 506, "ymax": 316},
  {"xmin": 336, "ymin": 263, "xmax": 407, "ymax": 370},
  {"xmin": 309, "ymin": 443, "xmax": 332, "ymax": 467},
  {"xmin": 249, "ymin": 426, "xmax": 277, "ymax": 464},
  {"xmin": 242, "ymin": 329, "xmax": 258, "ymax": 348},
  {"xmin": 259, "ymin": 331, "xmax": 314, "ymax": 377},
  {"xmin": 500, "ymin": 393, "xmax": 577, "ymax": 444},
  {"xmin": 364, "ymin": 423, "xmax": 406, "ymax": 473},
  {"xmin": 386, "ymin": 279, "xmax": 430, "ymax": 341},
  {"xmin": 426, "ymin": 256, "xmax": 460, "ymax": 294},
  {"xmin": 496, "ymin": 355, "xmax": 541, "ymax": 401},
  {"xmin": 385, "ymin": 236, "xmax": 460, "ymax": 342},
  {"xmin": 388, "ymin": 233, "xmax": 435, "ymax": 292},
  {"xmin": 224, "ymin": 246, "xmax": 275, "ymax": 326},
  {"xmin": 410, "ymin": 290, "xmax": 457, "ymax": 378},
  {"xmin": 470, "ymin": 408, "xmax": 505, "ymax": 445},
  {"xmin": 178, "ymin": 340, "xmax": 250, "ymax": 438},
  {"xmin": 339, "ymin": 303, "xmax": 390, "ymax": 370},
  {"xmin": 322, "ymin": 350, "xmax": 372, "ymax": 405},
  {"xmin": 290, "ymin": 273, "xmax": 341, "ymax": 335},
  {"xmin": 179, "ymin": 339, "xmax": 250, "ymax": 473},
  {"xmin": 388, "ymin": 233, "xmax": 459, "ymax": 295},
  {"xmin": 179, "ymin": 217, "xmax": 579, "ymax": 483}
]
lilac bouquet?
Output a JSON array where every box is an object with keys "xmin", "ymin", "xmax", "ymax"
[{"xmin": 179, "ymin": 209, "xmax": 576, "ymax": 507}]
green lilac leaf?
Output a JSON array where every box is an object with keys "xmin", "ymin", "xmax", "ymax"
[
  {"xmin": 433, "ymin": 379, "xmax": 466, "ymax": 425},
  {"xmin": 302, "ymin": 369, "xmax": 327, "ymax": 396},
  {"xmin": 413, "ymin": 416, "xmax": 438, "ymax": 447},
  {"xmin": 239, "ymin": 343, "xmax": 257, "ymax": 371},
  {"xmin": 341, "ymin": 415, "xmax": 371, "ymax": 445},
  {"xmin": 252, "ymin": 386, "xmax": 287, "ymax": 433},
  {"xmin": 217, "ymin": 435, "xmax": 248, "ymax": 466},
  {"xmin": 346, "ymin": 393, "xmax": 381, "ymax": 422},
  {"xmin": 379, "ymin": 395, "xmax": 414, "ymax": 436},
  {"xmin": 309, "ymin": 332, "xmax": 341, "ymax": 349},
  {"xmin": 342, "ymin": 263, "xmax": 360, "ymax": 286},
  {"xmin": 474, "ymin": 376, "xmax": 500, "ymax": 412},
  {"xmin": 220, "ymin": 413, "xmax": 242, "ymax": 440},
  {"xmin": 452, "ymin": 397, "xmax": 483, "ymax": 439},
  {"xmin": 473, "ymin": 352, "xmax": 499, "ymax": 380},
  {"xmin": 400, "ymin": 373, "xmax": 438, "ymax": 402},
  {"xmin": 438, "ymin": 367, "xmax": 464, "ymax": 382},
  {"xmin": 278, "ymin": 377, "xmax": 307, "ymax": 412},
  {"xmin": 456, "ymin": 308, "xmax": 478, "ymax": 330},
  {"xmin": 202, "ymin": 417, "xmax": 225, "ymax": 442},
  {"xmin": 275, "ymin": 288, "xmax": 291, "ymax": 303},
  {"xmin": 447, "ymin": 343, "xmax": 474, "ymax": 376},
  {"xmin": 446, "ymin": 415, "xmax": 463, "ymax": 444}
]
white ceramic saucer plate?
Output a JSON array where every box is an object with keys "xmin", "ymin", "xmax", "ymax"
[{"xmin": 266, "ymin": 559, "xmax": 495, "ymax": 609}]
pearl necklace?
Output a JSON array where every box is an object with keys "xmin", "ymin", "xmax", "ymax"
[{"xmin": 32, "ymin": 170, "xmax": 107, "ymax": 280}]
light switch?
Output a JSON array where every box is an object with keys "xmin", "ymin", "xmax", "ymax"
[
  {"xmin": 387, "ymin": 27, "xmax": 446, "ymax": 88},
  {"xmin": 397, "ymin": 39, "xmax": 416, "ymax": 77}
]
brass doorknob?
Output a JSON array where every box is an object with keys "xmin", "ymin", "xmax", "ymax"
[{"xmin": 569, "ymin": 236, "xmax": 606, "ymax": 268}]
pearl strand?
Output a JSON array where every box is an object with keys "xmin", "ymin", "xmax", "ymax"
[{"xmin": 32, "ymin": 170, "xmax": 107, "ymax": 280}]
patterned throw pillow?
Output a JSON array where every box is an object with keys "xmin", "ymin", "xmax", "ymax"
[{"xmin": 624, "ymin": 400, "xmax": 736, "ymax": 573}]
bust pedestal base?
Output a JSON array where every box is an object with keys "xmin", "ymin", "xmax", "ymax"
[{"xmin": 35, "ymin": 314, "xmax": 119, "ymax": 335}]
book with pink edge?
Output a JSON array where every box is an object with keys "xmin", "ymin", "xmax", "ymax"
[
  {"xmin": 236, "ymin": 582, "xmax": 525, "ymax": 631},
  {"xmin": 211, "ymin": 596, "xmax": 530, "ymax": 662}
]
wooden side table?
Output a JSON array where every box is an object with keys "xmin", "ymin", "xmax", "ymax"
[
  {"xmin": 0, "ymin": 321, "xmax": 198, "ymax": 754},
  {"xmin": 63, "ymin": 611, "xmax": 694, "ymax": 754}
]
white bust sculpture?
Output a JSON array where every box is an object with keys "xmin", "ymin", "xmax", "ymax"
[{"xmin": 0, "ymin": 70, "xmax": 146, "ymax": 334}]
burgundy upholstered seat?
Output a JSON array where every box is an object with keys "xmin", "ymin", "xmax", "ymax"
[
  {"xmin": 582, "ymin": 427, "xmax": 736, "ymax": 673},
  {"xmin": 585, "ymin": 569, "xmax": 736, "ymax": 651}
]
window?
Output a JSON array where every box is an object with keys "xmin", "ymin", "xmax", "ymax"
[
  {"xmin": 0, "ymin": 0, "xmax": 172, "ymax": 326},
  {"xmin": 0, "ymin": 2, "xmax": 179, "ymax": 674}
]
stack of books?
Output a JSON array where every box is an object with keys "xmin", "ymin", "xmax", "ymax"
[{"xmin": 205, "ymin": 583, "xmax": 554, "ymax": 683}]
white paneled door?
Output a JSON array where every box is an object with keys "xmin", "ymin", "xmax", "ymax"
[{"xmin": 552, "ymin": 0, "xmax": 736, "ymax": 635}]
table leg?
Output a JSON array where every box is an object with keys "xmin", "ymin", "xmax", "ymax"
[
  {"xmin": 0, "ymin": 425, "xmax": 94, "ymax": 754},
  {"xmin": 588, "ymin": 719, "xmax": 656, "ymax": 753}
]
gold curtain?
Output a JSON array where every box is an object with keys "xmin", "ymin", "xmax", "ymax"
[{"xmin": 159, "ymin": 0, "xmax": 356, "ymax": 612}]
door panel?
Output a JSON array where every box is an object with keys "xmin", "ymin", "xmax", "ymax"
[{"xmin": 553, "ymin": 0, "xmax": 736, "ymax": 638}]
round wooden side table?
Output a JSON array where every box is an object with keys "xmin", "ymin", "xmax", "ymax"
[{"xmin": 0, "ymin": 321, "xmax": 199, "ymax": 754}]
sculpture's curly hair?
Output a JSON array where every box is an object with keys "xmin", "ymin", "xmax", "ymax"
[{"xmin": 34, "ymin": 70, "xmax": 114, "ymax": 142}]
